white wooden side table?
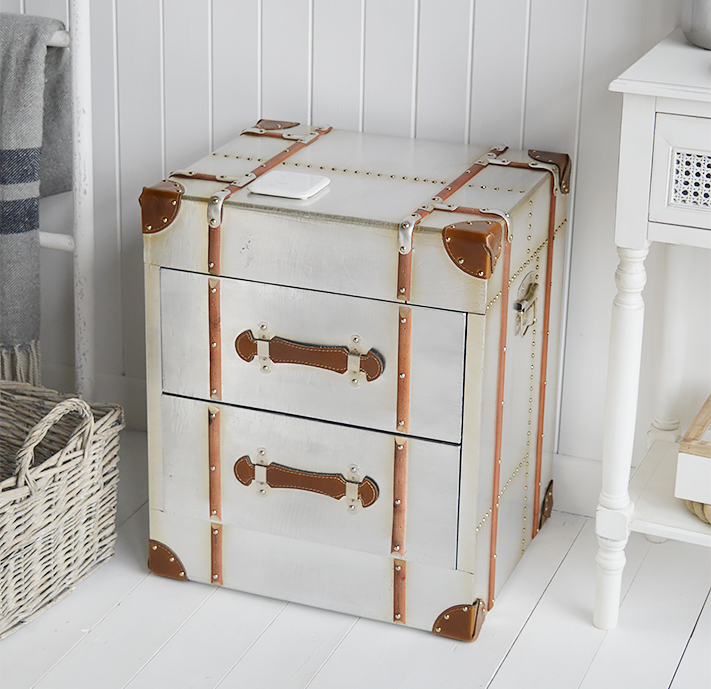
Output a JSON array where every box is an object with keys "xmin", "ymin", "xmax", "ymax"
[{"xmin": 594, "ymin": 29, "xmax": 711, "ymax": 630}]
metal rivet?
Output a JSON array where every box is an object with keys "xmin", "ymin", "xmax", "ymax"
[
  {"xmin": 211, "ymin": 509, "xmax": 217, "ymax": 515},
  {"xmin": 352, "ymin": 378, "xmax": 358, "ymax": 385},
  {"xmin": 395, "ymin": 499, "xmax": 401, "ymax": 505},
  {"xmin": 463, "ymin": 607, "xmax": 468, "ymax": 612},
  {"xmin": 399, "ymin": 373, "xmax": 405, "ymax": 379},
  {"xmin": 211, "ymin": 342, "xmax": 217, "ymax": 347},
  {"xmin": 262, "ymin": 365, "xmax": 269, "ymax": 372},
  {"xmin": 171, "ymin": 200, "xmax": 177, "ymax": 206},
  {"xmin": 395, "ymin": 565, "xmax": 401, "ymax": 571},
  {"xmin": 179, "ymin": 572, "xmax": 185, "ymax": 577},
  {"xmin": 210, "ymin": 287, "xmax": 216, "ymax": 293},
  {"xmin": 400, "ymin": 317, "xmax": 407, "ymax": 323},
  {"xmin": 162, "ymin": 217, "xmax": 168, "ymax": 223},
  {"xmin": 260, "ymin": 489, "xmax": 267, "ymax": 495},
  {"xmin": 458, "ymin": 258, "xmax": 464, "ymax": 264},
  {"xmin": 210, "ymin": 466, "xmax": 216, "ymax": 471},
  {"xmin": 213, "ymin": 574, "xmax": 219, "ymax": 580},
  {"xmin": 393, "ymin": 545, "xmax": 400, "ymax": 551},
  {"xmin": 398, "ymin": 420, "xmax": 405, "ymax": 426},
  {"xmin": 395, "ymin": 613, "xmax": 401, "ymax": 620},
  {"xmin": 399, "ymin": 287, "xmax": 406, "ymax": 294},
  {"xmin": 208, "ymin": 262, "xmax": 215, "ymax": 268},
  {"xmin": 446, "ymin": 237, "xmax": 451, "ymax": 242},
  {"xmin": 146, "ymin": 225, "xmax": 152, "ymax": 231},
  {"xmin": 444, "ymin": 614, "xmax": 450, "ymax": 620},
  {"xmin": 151, "ymin": 545, "xmax": 157, "ymax": 550},
  {"xmin": 397, "ymin": 444, "xmax": 403, "ymax": 450},
  {"xmin": 349, "ymin": 504, "xmax": 356, "ymax": 511},
  {"xmin": 211, "ymin": 388, "xmax": 217, "ymax": 394},
  {"xmin": 435, "ymin": 627, "xmax": 441, "ymax": 633}
]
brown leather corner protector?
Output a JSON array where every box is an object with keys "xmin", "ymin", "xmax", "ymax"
[
  {"xmin": 139, "ymin": 180, "xmax": 184, "ymax": 234},
  {"xmin": 148, "ymin": 540, "xmax": 188, "ymax": 581},
  {"xmin": 443, "ymin": 220, "xmax": 503, "ymax": 279},
  {"xmin": 540, "ymin": 479, "xmax": 554, "ymax": 530},
  {"xmin": 432, "ymin": 600, "xmax": 486, "ymax": 642},
  {"xmin": 528, "ymin": 150, "xmax": 571, "ymax": 194},
  {"xmin": 254, "ymin": 119, "xmax": 300, "ymax": 130}
]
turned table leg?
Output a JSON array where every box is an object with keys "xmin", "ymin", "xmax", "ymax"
[
  {"xmin": 649, "ymin": 243, "xmax": 687, "ymax": 446},
  {"xmin": 594, "ymin": 245, "xmax": 648, "ymax": 630}
]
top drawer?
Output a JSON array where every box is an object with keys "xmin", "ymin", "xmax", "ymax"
[
  {"xmin": 160, "ymin": 268, "xmax": 467, "ymax": 444},
  {"xmin": 650, "ymin": 113, "xmax": 711, "ymax": 231}
]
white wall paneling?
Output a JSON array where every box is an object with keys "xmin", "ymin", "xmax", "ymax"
[{"xmin": 8, "ymin": 0, "xmax": 707, "ymax": 519}]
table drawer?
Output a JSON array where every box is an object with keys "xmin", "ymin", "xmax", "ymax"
[
  {"xmin": 650, "ymin": 113, "xmax": 711, "ymax": 231},
  {"xmin": 160, "ymin": 267, "xmax": 466, "ymax": 444},
  {"xmin": 157, "ymin": 394, "xmax": 461, "ymax": 570}
]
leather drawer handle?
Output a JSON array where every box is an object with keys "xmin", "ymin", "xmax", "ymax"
[
  {"xmin": 234, "ymin": 455, "xmax": 379, "ymax": 509},
  {"xmin": 235, "ymin": 330, "xmax": 384, "ymax": 382}
]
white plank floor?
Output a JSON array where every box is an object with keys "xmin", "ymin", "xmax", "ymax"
[{"xmin": 2, "ymin": 431, "xmax": 709, "ymax": 689}]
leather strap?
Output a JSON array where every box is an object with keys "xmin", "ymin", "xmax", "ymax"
[
  {"xmin": 233, "ymin": 456, "xmax": 379, "ymax": 508},
  {"xmin": 393, "ymin": 559, "xmax": 407, "ymax": 624},
  {"xmin": 396, "ymin": 145, "xmax": 507, "ymax": 301},
  {"xmin": 235, "ymin": 330, "xmax": 384, "ymax": 382},
  {"xmin": 208, "ymin": 406, "xmax": 221, "ymax": 520}
]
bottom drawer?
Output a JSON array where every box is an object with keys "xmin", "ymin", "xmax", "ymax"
[{"xmin": 155, "ymin": 394, "xmax": 462, "ymax": 570}]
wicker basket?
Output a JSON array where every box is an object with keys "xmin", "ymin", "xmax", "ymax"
[{"xmin": 0, "ymin": 382, "xmax": 124, "ymax": 638}]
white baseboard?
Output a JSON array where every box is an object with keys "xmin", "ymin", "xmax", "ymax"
[
  {"xmin": 42, "ymin": 364, "xmax": 147, "ymax": 431},
  {"xmin": 553, "ymin": 453, "xmax": 602, "ymax": 518}
]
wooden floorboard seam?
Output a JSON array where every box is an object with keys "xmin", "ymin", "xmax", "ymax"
[
  {"xmin": 213, "ymin": 601, "xmax": 291, "ymax": 688},
  {"xmin": 302, "ymin": 617, "xmax": 361, "ymax": 689},
  {"xmin": 666, "ymin": 587, "xmax": 711, "ymax": 689},
  {"xmin": 485, "ymin": 516, "xmax": 589, "ymax": 689},
  {"xmin": 28, "ymin": 570, "xmax": 152, "ymax": 689},
  {"xmin": 121, "ymin": 584, "xmax": 222, "ymax": 689}
]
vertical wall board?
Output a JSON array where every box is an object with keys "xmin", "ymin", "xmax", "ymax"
[
  {"xmin": 642, "ymin": 0, "xmax": 681, "ymax": 53},
  {"xmin": 261, "ymin": 0, "xmax": 311, "ymax": 123},
  {"xmin": 212, "ymin": 0, "xmax": 260, "ymax": 147},
  {"xmin": 163, "ymin": 0, "xmax": 211, "ymax": 173},
  {"xmin": 116, "ymin": 0, "xmax": 163, "ymax": 381},
  {"xmin": 362, "ymin": 0, "xmax": 416, "ymax": 138},
  {"xmin": 469, "ymin": 0, "xmax": 529, "ymax": 148},
  {"xmin": 312, "ymin": 0, "xmax": 363, "ymax": 131},
  {"xmin": 415, "ymin": 0, "xmax": 472, "ymax": 143},
  {"xmin": 522, "ymin": 0, "xmax": 586, "ymax": 157},
  {"xmin": 0, "ymin": 1, "xmax": 22, "ymax": 12},
  {"xmin": 556, "ymin": 0, "xmax": 648, "ymax": 463},
  {"xmin": 91, "ymin": 0, "xmax": 123, "ymax": 380},
  {"xmin": 24, "ymin": 0, "xmax": 66, "ymax": 22}
]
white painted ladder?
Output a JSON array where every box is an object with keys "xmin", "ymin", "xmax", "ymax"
[{"xmin": 39, "ymin": 0, "xmax": 95, "ymax": 400}]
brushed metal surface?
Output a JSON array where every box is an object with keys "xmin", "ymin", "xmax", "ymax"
[
  {"xmin": 160, "ymin": 268, "xmax": 467, "ymax": 444},
  {"xmin": 160, "ymin": 394, "xmax": 461, "ymax": 569}
]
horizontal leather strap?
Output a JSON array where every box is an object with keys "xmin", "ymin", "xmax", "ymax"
[
  {"xmin": 235, "ymin": 330, "xmax": 384, "ymax": 382},
  {"xmin": 234, "ymin": 456, "xmax": 379, "ymax": 508}
]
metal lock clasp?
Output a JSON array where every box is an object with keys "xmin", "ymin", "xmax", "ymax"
[
  {"xmin": 256, "ymin": 322, "xmax": 272, "ymax": 374},
  {"xmin": 514, "ymin": 271, "xmax": 538, "ymax": 337},
  {"xmin": 348, "ymin": 335, "xmax": 363, "ymax": 388},
  {"xmin": 254, "ymin": 448, "xmax": 270, "ymax": 496},
  {"xmin": 346, "ymin": 464, "xmax": 361, "ymax": 514}
]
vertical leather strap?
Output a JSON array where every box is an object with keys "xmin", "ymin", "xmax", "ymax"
[
  {"xmin": 208, "ymin": 278, "xmax": 222, "ymax": 401},
  {"xmin": 397, "ymin": 251, "xmax": 413, "ymax": 302},
  {"xmin": 211, "ymin": 523, "xmax": 223, "ymax": 585},
  {"xmin": 488, "ymin": 233, "xmax": 512, "ymax": 610},
  {"xmin": 391, "ymin": 437, "xmax": 408, "ymax": 555},
  {"xmin": 397, "ymin": 307, "xmax": 412, "ymax": 434},
  {"xmin": 208, "ymin": 406, "xmax": 221, "ymax": 520},
  {"xmin": 393, "ymin": 559, "xmax": 407, "ymax": 624},
  {"xmin": 532, "ymin": 183, "xmax": 558, "ymax": 538},
  {"xmin": 395, "ymin": 145, "xmax": 507, "ymax": 301},
  {"xmin": 208, "ymin": 225, "xmax": 221, "ymax": 275}
]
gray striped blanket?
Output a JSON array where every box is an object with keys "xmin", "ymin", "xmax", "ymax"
[{"xmin": 0, "ymin": 13, "xmax": 71, "ymax": 384}]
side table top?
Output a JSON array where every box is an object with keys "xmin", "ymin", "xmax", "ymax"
[{"xmin": 610, "ymin": 28, "xmax": 711, "ymax": 102}]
